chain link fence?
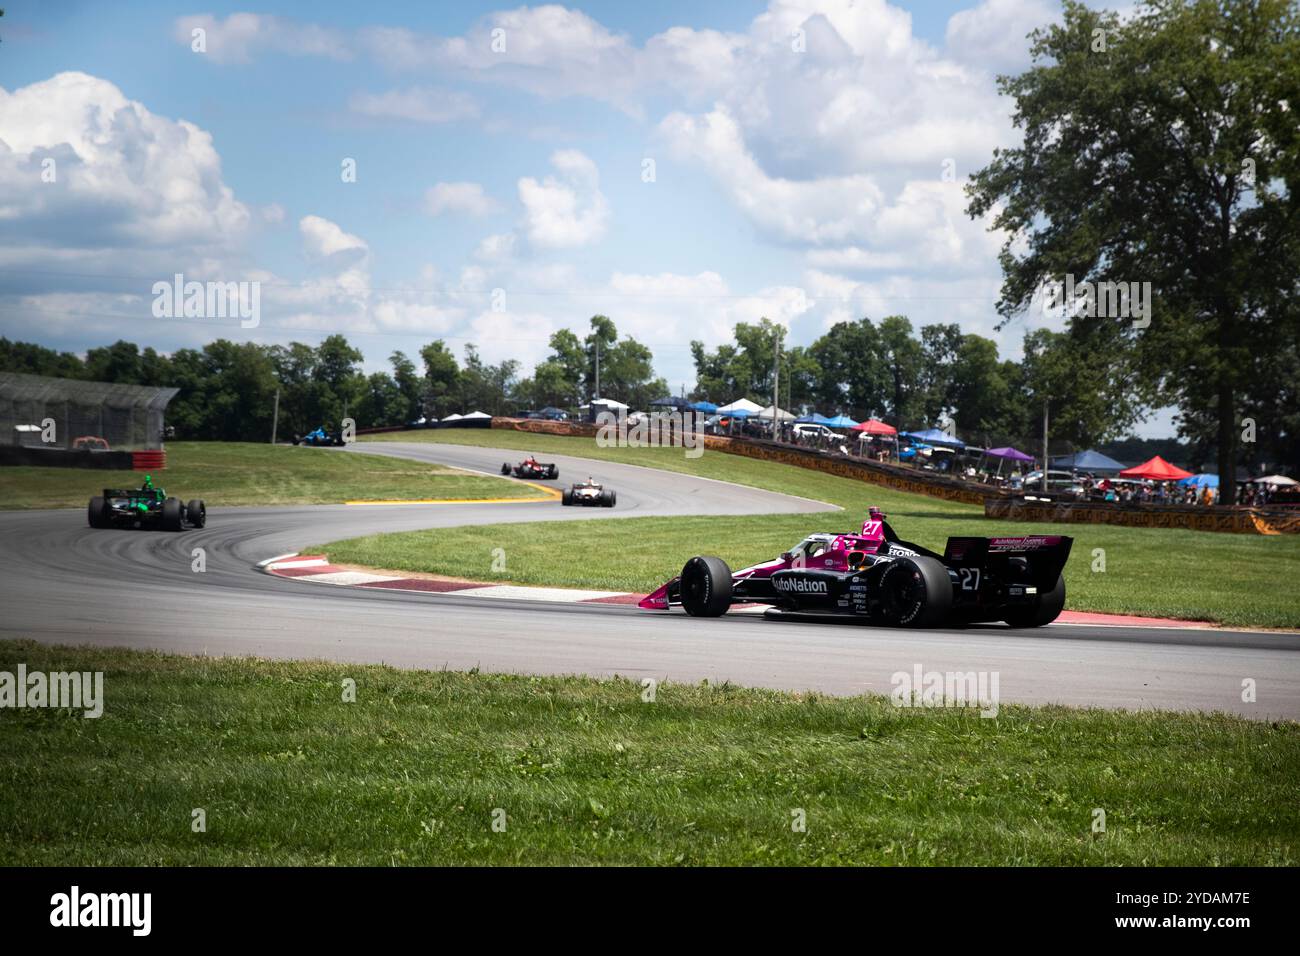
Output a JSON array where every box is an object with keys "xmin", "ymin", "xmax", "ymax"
[{"xmin": 0, "ymin": 372, "xmax": 178, "ymax": 451}]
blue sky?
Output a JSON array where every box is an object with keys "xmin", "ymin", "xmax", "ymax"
[{"xmin": 0, "ymin": 0, "xmax": 1174, "ymax": 434}]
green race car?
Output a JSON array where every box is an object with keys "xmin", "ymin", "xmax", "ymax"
[{"xmin": 87, "ymin": 475, "xmax": 206, "ymax": 532}]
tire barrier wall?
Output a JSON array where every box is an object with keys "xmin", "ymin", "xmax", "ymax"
[
  {"xmin": 356, "ymin": 418, "xmax": 492, "ymax": 436},
  {"xmin": 985, "ymin": 497, "xmax": 1300, "ymax": 536},
  {"xmin": 493, "ymin": 418, "xmax": 600, "ymax": 438},
  {"xmin": 0, "ymin": 445, "xmax": 137, "ymax": 470},
  {"xmin": 131, "ymin": 450, "xmax": 167, "ymax": 472}
]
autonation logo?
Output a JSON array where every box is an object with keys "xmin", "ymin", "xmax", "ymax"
[
  {"xmin": 891, "ymin": 663, "xmax": 999, "ymax": 718},
  {"xmin": 773, "ymin": 576, "xmax": 828, "ymax": 594},
  {"xmin": 0, "ymin": 665, "xmax": 103, "ymax": 718}
]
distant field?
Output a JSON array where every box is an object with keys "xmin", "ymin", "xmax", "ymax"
[
  {"xmin": 344, "ymin": 429, "xmax": 1300, "ymax": 628},
  {"xmin": 1, "ymin": 641, "xmax": 1293, "ymax": 866},
  {"xmin": 0, "ymin": 441, "xmax": 547, "ymax": 509}
]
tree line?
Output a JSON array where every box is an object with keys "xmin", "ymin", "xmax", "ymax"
[{"xmin": 0, "ymin": 315, "xmax": 667, "ymax": 444}]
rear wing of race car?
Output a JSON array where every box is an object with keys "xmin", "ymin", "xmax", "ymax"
[{"xmin": 942, "ymin": 535, "xmax": 1073, "ymax": 590}]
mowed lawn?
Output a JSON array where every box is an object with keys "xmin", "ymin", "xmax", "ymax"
[
  {"xmin": 1, "ymin": 641, "xmax": 1294, "ymax": 866},
  {"xmin": 0, "ymin": 441, "xmax": 547, "ymax": 509},
  {"xmin": 342, "ymin": 430, "xmax": 1300, "ymax": 629}
]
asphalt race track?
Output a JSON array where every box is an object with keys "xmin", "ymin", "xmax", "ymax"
[{"xmin": 2, "ymin": 440, "xmax": 1298, "ymax": 720}]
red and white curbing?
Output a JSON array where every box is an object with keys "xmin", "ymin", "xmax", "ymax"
[{"xmin": 259, "ymin": 553, "xmax": 1218, "ymax": 627}]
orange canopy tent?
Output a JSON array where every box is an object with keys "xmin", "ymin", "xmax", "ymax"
[
  {"xmin": 851, "ymin": 418, "xmax": 898, "ymax": 435},
  {"xmin": 1118, "ymin": 455, "xmax": 1194, "ymax": 481}
]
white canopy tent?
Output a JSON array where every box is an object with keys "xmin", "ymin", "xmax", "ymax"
[
  {"xmin": 716, "ymin": 398, "xmax": 764, "ymax": 414},
  {"xmin": 441, "ymin": 413, "xmax": 463, "ymax": 421},
  {"xmin": 582, "ymin": 397, "xmax": 629, "ymax": 411},
  {"xmin": 753, "ymin": 404, "xmax": 796, "ymax": 421},
  {"xmin": 461, "ymin": 411, "xmax": 491, "ymax": 420}
]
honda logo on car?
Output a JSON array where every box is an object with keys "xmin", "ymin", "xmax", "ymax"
[{"xmin": 774, "ymin": 575, "xmax": 828, "ymax": 594}]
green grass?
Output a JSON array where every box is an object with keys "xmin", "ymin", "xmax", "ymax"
[
  {"xmin": 0, "ymin": 441, "xmax": 547, "ymax": 508},
  {"xmin": 341, "ymin": 430, "xmax": 1300, "ymax": 629},
  {"xmin": 1, "ymin": 641, "xmax": 1294, "ymax": 866}
]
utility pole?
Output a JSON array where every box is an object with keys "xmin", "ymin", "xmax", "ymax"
[
  {"xmin": 772, "ymin": 331, "xmax": 781, "ymax": 442},
  {"xmin": 271, "ymin": 387, "xmax": 280, "ymax": 445},
  {"xmin": 1042, "ymin": 398, "xmax": 1050, "ymax": 493},
  {"xmin": 594, "ymin": 338, "xmax": 601, "ymax": 401}
]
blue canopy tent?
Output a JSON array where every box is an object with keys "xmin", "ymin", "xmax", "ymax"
[
  {"xmin": 822, "ymin": 414, "xmax": 859, "ymax": 428},
  {"xmin": 1177, "ymin": 473, "xmax": 1219, "ymax": 488},
  {"xmin": 1050, "ymin": 449, "xmax": 1126, "ymax": 472},
  {"xmin": 901, "ymin": 428, "xmax": 965, "ymax": 449},
  {"xmin": 793, "ymin": 413, "xmax": 833, "ymax": 424},
  {"xmin": 689, "ymin": 400, "xmax": 718, "ymax": 414}
]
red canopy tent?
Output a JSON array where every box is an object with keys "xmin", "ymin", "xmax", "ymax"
[
  {"xmin": 1118, "ymin": 455, "xmax": 1194, "ymax": 481},
  {"xmin": 851, "ymin": 418, "xmax": 897, "ymax": 435}
]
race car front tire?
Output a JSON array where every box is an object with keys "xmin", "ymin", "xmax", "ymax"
[
  {"xmin": 680, "ymin": 556, "xmax": 732, "ymax": 617},
  {"xmin": 162, "ymin": 497, "xmax": 184, "ymax": 531},
  {"xmin": 874, "ymin": 556, "xmax": 952, "ymax": 628},
  {"xmin": 186, "ymin": 499, "xmax": 206, "ymax": 528},
  {"xmin": 87, "ymin": 496, "xmax": 108, "ymax": 529},
  {"xmin": 501, "ymin": 463, "xmax": 511, "ymax": 475},
  {"xmin": 561, "ymin": 489, "xmax": 573, "ymax": 506},
  {"xmin": 1002, "ymin": 574, "xmax": 1066, "ymax": 628}
]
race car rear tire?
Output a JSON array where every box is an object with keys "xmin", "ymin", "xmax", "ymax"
[
  {"xmin": 547, "ymin": 465, "xmax": 559, "ymax": 480},
  {"xmin": 874, "ymin": 556, "xmax": 952, "ymax": 628},
  {"xmin": 501, "ymin": 463, "xmax": 511, "ymax": 475},
  {"xmin": 162, "ymin": 497, "xmax": 184, "ymax": 531},
  {"xmin": 186, "ymin": 499, "xmax": 206, "ymax": 529},
  {"xmin": 1002, "ymin": 574, "xmax": 1066, "ymax": 628},
  {"xmin": 561, "ymin": 489, "xmax": 573, "ymax": 506},
  {"xmin": 605, "ymin": 490, "xmax": 616, "ymax": 508},
  {"xmin": 680, "ymin": 556, "xmax": 732, "ymax": 617},
  {"xmin": 87, "ymin": 496, "xmax": 108, "ymax": 529}
]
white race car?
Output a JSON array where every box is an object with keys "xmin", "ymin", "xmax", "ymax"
[{"xmin": 562, "ymin": 478, "xmax": 616, "ymax": 507}]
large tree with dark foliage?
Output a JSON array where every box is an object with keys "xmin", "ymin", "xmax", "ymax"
[{"xmin": 967, "ymin": 0, "xmax": 1300, "ymax": 490}]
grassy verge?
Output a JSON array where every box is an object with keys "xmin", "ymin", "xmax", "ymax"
[
  {"xmin": 342, "ymin": 431, "xmax": 1300, "ymax": 629},
  {"xmin": 0, "ymin": 441, "xmax": 547, "ymax": 508},
  {"xmin": 1, "ymin": 640, "xmax": 1294, "ymax": 866}
]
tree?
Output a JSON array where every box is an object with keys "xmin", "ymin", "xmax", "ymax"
[
  {"xmin": 948, "ymin": 334, "xmax": 1023, "ymax": 444},
  {"xmin": 354, "ymin": 372, "xmax": 406, "ymax": 428},
  {"xmin": 0, "ymin": 338, "xmax": 86, "ymax": 378},
  {"xmin": 967, "ymin": 0, "xmax": 1300, "ymax": 495},
  {"xmin": 876, "ymin": 316, "xmax": 925, "ymax": 426},
  {"xmin": 84, "ymin": 340, "xmax": 143, "ymax": 384},
  {"xmin": 389, "ymin": 351, "xmax": 421, "ymax": 424},
  {"xmin": 546, "ymin": 330, "xmax": 586, "ymax": 402},
  {"xmin": 1021, "ymin": 328, "xmax": 1141, "ymax": 451},
  {"xmin": 806, "ymin": 318, "xmax": 887, "ymax": 421},
  {"xmin": 418, "ymin": 340, "xmax": 460, "ymax": 419},
  {"xmin": 458, "ymin": 344, "xmax": 518, "ymax": 415}
]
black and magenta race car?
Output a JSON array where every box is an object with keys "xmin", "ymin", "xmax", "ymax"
[
  {"xmin": 501, "ymin": 456, "xmax": 559, "ymax": 480},
  {"xmin": 640, "ymin": 508, "xmax": 1071, "ymax": 628}
]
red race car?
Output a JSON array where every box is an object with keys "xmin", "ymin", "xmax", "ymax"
[{"xmin": 501, "ymin": 456, "xmax": 559, "ymax": 480}]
